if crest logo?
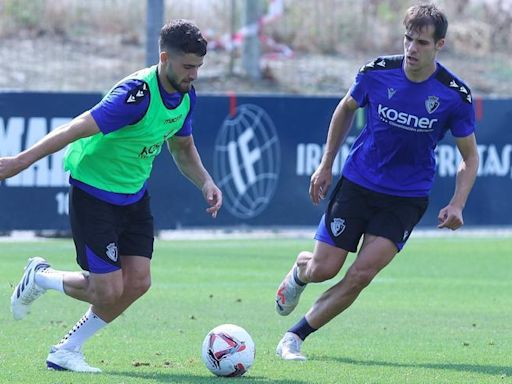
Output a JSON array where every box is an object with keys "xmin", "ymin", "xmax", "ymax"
[
  {"xmin": 227, "ymin": 128, "xmax": 261, "ymax": 196},
  {"xmin": 213, "ymin": 104, "xmax": 280, "ymax": 219}
]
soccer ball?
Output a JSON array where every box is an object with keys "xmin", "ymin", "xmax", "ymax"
[{"xmin": 201, "ymin": 324, "xmax": 255, "ymax": 377}]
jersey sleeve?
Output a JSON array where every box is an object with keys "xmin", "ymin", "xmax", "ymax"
[
  {"xmin": 348, "ymin": 68, "xmax": 369, "ymax": 108},
  {"xmin": 449, "ymin": 97, "xmax": 476, "ymax": 137},
  {"xmin": 174, "ymin": 87, "xmax": 196, "ymax": 137},
  {"xmin": 90, "ymin": 79, "xmax": 150, "ymax": 135}
]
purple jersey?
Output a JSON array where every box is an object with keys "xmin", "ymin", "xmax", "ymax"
[
  {"xmin": 343, "ymin": 55, "xmax": 475, "ymax": 197},
  {"xmin": 71, "ymin": 73, "xmax": 197, "ymax": 205}
]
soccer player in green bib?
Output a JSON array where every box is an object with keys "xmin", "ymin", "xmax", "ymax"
[{"xmin": 0, "ymin": 20, "xmax": 222, "ymax": 372}]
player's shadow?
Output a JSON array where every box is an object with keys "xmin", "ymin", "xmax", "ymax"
[
  {"xmin": 317, "ymin": 356, "xmax": 512, "ymax": 377},
  {"xmin": 108, "ymin": 370, "xmax": 307, "ymax": 384}
]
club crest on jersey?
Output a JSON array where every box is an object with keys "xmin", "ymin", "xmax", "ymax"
[
  {"xmin": 425, "ymin": 96, "xmax": 440, "ymax": 114},
  {"xmin": 106, "ymin": 243, "xmax": 118, "ymax": 262},
  {"xmin": 330, "ymin": 218, "xmax": 346, "ymax": 237}
]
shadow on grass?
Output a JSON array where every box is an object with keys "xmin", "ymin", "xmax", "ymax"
[
  {"xmin": 317, "ymin": 356, "xmax": 511, "ymax": 376},
  {"xmin": 108, "ymin": 370, "xmax": 307, "ymax": 384}
]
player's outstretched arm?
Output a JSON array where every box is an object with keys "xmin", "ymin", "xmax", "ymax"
[
  {"xmin": 309, "ymin": 94, "xmax": 358, "ymax": 205},
  {"xmin": 0, "ymin": 111, "xmax": 100, "ymax": 181},
  {"xmin": 437, "ymin": 133, "xmax": 479, "ymax": 230},
  {"xmin": 167, "ymin": 135, "xmax": 222, "ymax": 217}
]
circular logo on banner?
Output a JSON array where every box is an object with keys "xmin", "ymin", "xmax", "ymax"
[{"xmin": 213, "ymin": 104, "xmax": 280, "ymax": 219}]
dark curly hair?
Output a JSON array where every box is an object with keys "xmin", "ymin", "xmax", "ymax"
[{"xmin": 159, "ymin": 19, "xmax": 207, "ymax": 56}]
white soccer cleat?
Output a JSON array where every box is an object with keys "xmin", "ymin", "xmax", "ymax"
[
  {"xmin": 276, "ymin": 332, "xmax": 307, "ymax": 361},
  {"xmin": 11, "ymin": 257, "xmax": 50, "ymax": 320},
  {"xmin": 275, "ymin": 265, "xmax": 306, "ymax": 316},
  {"xmin": 46, "ymin": 346, "xmax": 102, "ymax": 373}
]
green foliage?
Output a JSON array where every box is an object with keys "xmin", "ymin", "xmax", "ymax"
[
  {"xmin": 3, "ymin": 0, "xmax": 45, "ymax": 30},
  {"xmin": 0, "ymin": 237, "xmax": 511, "ymax": 383}
]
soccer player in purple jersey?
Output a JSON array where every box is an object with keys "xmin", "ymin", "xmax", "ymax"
[
  {"xmin": 275, "ymin": 4, "xmax": 479, "ymax": 360},
  {"xmin": 0, "ymin": 20, "xmax": 222, "ymax": 372}
]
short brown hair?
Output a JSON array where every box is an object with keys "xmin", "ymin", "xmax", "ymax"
[
  {"xmin": 159, "ymin": 19, "xmax": 207, "ymax": 56},
  {"xmin": 403, "ymin": 4, "xmax": 448, "ymax": 42}
]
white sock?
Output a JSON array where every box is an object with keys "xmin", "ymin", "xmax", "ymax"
[
  {"xmin": 56, "ymin": 308, "xmax": 107, "ymax": 351},
  {"xmin": 35, "ymin": 267, "xmax": 64, "ymax": 293}
]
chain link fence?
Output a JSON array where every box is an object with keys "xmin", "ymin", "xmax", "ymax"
[{"xmin": 0, "ymin": 0, "xmax": 510, "ymax": 96}]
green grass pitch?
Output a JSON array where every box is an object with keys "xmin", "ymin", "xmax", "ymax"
[{"xmin": 0, "ymin": 236, "xmax": 511, "ymax": 383}]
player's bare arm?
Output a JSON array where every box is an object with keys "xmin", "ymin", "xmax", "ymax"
[
  {"xmin": 438, "ymin": 133, "xmax": 479, "ymax": 230},
  {"xmin": 309, "ymin": 94, "xmax": 358, "ymax": 205},
  {"xmin": 0, "ymin": 111, "xmax": 100, "ymax": 181},
  {"xmin": 167, "ymin": 135, "xmax": 222, "ymax": 217}
]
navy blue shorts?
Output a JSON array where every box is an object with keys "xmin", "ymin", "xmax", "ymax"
[
  {"xmin": 315, "ymin": 178, "xmax": 428, "ymax": 252},
  {"xmin": 69, "ymin": 185, "xmax": 154, "ymax": 274}
]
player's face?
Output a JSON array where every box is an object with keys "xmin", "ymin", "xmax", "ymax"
[
  {"xmin": 403, "ymin": 25, "xmax": 444, "ymax": 80},
  {"xmin": 161, "ymin": 52, "xmax": 203, "ymax": 93}
]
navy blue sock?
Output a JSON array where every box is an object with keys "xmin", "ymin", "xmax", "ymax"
[
  {"xmin": 288, "ymin": 317, "xmax": 317, "ymax": 341},
  {"xmin": 293, "ymin": 266, "xmax": 306, "ymax": 286}
]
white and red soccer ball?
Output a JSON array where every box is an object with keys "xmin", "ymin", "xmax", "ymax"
[{"xmin": 201, "ymin": 324, "xmax": 255, "ymax": 377}]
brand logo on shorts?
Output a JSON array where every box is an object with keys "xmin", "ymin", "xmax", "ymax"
[
  {"xmin": 403, "ymin": 230, "xmax": 409, "ymax": 241},
  {"xmin": 330, "ymin": 218, "xmax": 346, "ymax": 237},
  {"xmin": 106, "ymin": 243, "xmax": 118, "ymax": 262}
]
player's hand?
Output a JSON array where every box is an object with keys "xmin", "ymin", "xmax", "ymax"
[
  {"xmin": 309, "ymin": 166, "xmax": 332, "ymax": 205},
  {"xmin": 202, "ymin": 180, "xmax": 222, "ymax": 218},
  {"xmin": 437, "ymin": 204, "xmax": 463, "ymax": 230}
]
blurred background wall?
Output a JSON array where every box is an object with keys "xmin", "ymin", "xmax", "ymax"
[{"xmin": 0, "ymin": 0, "xmax": 510, "ymax": 97}]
